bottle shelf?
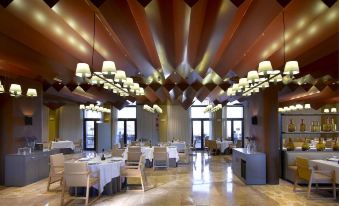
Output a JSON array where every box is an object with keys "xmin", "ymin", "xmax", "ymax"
[
  {"xmin": 281, "ymin": 113, "xmax": 339, "ymax": 116},
  {"xmin": 282, "ymin": 131, "xmax": 339, "ymax": 135}
]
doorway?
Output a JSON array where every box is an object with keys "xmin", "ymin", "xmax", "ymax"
[
  {"xmin": 117, "ymin": 120, "xmax": 136, "ymax": 146},
  {"xmin": 192, "ymin": 119, "xmax": 210, "ymax": 150},
  {"xmin": 227, "ymin": 119, "xmax": 244, "ymax": 146},
  {"xmin": 83, "ymin": 119, "xmax": 100, "ymax": 150}
]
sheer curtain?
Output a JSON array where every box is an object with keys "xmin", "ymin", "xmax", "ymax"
[{"xmin": 167, "ymin": 104, "xmax": 191, "ymax": 144}]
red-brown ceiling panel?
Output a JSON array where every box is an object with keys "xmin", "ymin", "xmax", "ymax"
[
  {"xmin": 54, "ymin": 0, "xmax": 136, "ymax": 75},
  {"xmin": 127, "ymin": 0, "xmax": 161, "ymax": 70},
  {"xmin": 98, "ymin": 0, "xmax": 155, "ymax": 76},
  {"xmin": 213, "ymin": 0, "xmax": 282, "ymax": 76},
  {"xmin": 192, "ymin": 0, "xmax": 237, "ymax": 76}
]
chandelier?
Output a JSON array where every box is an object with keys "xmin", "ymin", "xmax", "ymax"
[
  {"xmin": 0, "ymin": 80, "xmax": 37, "ymax": 97},
  {"xmin": 75, "ymin": 12, "xmax": 144, "ymax": 97},
  {"xmin": 79, "ymin": 104, "xmax": 111, "ymax": 113},
  {"xmin": 143, "ymin": 104, "xmax": 162, "ymax": 113},
  {"xmin": 227, "ymin": 9, "xmax": 299, "ymax": 98},
  {"xmin": 204, "ymin": 104, "xmax": 222, "ymax": 113}
]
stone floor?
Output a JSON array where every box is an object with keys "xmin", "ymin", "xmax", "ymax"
[{"xmin": 0, "ymin": 152, "xmax": 338, "ymax": 206}]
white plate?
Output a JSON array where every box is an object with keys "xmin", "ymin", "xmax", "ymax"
[{"xmin": 112, "ymin": 157, "xmax": 123, "ymax": 161}]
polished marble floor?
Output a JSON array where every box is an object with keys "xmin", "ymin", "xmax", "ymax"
[{"xmin": 0, "ymin": 152, "xmax": 338, "ymax": 206}]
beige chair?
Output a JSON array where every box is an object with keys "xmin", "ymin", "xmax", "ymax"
[
  {"xmin": 204, "ymin": 139, "xmax": 210, "ymax": 153},
  {"xmin": 47, "ymin": 153, "xmax": 64, "ymax": 191},
  {"xmin": 128, "ymin": 146, "xmax": 141, "ymax": 153},
  {"xmin": 112, "ymin": 144, "xmax": 120, "ymax": 150},
  {"xmin": 74, "ymin": 139, "xmax": 83, "ymax": 153},
  {"xmin": 209, "ymin": 140, "xmax": 219, "ymax": 155},
  {"xmin": 111, "ymin": 148, "xmax": 124, "ymax": 157},
  {"xmin": 127, "ymin": 151, "xmax": 142, "ymax": 165},
  {"xmin": 131, "ymin": 141, "xmax": 139, "ymax": 146},
  {"xmin": 121, "ymin": 155, "xmax": 148, "ymax": 191},
  {"xmin": 178, "ymin": 147, "xmax": 190, "ymax": 164},
  {"xmin": 61, "ymin": 162, "xmax": 100, "ymax": 206},
  {"xmin": 153, "ymin": 147, "xmax": 168, "ymax": 170},
  {"xmin": 294, "ymin": 156, "xmax": 336, "ymax": 199}
]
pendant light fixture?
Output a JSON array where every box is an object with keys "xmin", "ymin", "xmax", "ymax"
[
  {"xmin": 227, "ymin": 8, "xmax": 299, "ymax": 99},
  {"xmin": 75, "ymin": 12, "xmax": 144, "ymax": 96}
]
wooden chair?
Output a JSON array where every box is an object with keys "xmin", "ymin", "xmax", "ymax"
[
  {"xmin": 128, "ymin": 146, "xmax": 141, "ymax": 153},
  {"xmin": 61, "ymin": 162, "xmax": 100, "ymax": 206},
  {"xmin": 153, "ymin": 147, "xmax": 168, "ymax": 170},
  {"xmin": 204, "ymin": 139, "xmax": 210, "ymax": 153},
  {"xmin": 47, "ymin": 153, "xmax": 64, "ymax": 191},
  {"xmin": 209, "ymin": 140, "xmax": 219, "ymax": 155},
  {"xmin": 121, "ymin": 155, "xmax": 148, "ymax": 191},
  {"xmin": 178, "ymin": 147, "xmax": 190, "ymax": 164},
  {"xmin": 111, "ymin": 148, "xmax": 124, "ymax": 157},
  {"xmin": 74, "ymin": 139, "xmax": 83, "ymax": 153},
  {"xmin": 294, "ymin": 156, "xmax": 336, "ymax": 199},
  {"xmin": 127, "ymin": 151, "xmax": 142, "ymax": 166}
]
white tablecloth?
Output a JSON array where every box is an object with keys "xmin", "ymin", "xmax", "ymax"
[
  {"xmin": 85, "ymin": 157, "xmax": 125, "ymax": 193},
  {"xmin": 216, "ymin": 141, "xmax": 233, "ymax": 152},
  {"xmin": 170, "ymin": 142, "xmax": 186, "ymax": 152},
  {"xmin": 123, "ymin": 146, "xmax": 179, "ymax": 162},
  {"xmin": 309, "ymin": 160, "xmax": 339, "ymax": 184},
  {"xmin": 51, "ymin": 140, "xmax": 75, "ymax": 150}
]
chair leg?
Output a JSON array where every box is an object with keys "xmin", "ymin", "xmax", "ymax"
[
  {"xmin": 307, "ymin": 181, "xmax": 312, "ymax": 199},
  {"xmin": 140, "ymin": 176, "xmax": 145, "ymax": 191},
  {"xmin": 85, "ymin": 185, "xmax": 90, "ymax": 206},
  {"xmin": 293, "ymin": 177, "xmax": 298, "ymax": 192},
  {"xmin": 60, "ymin": 182, "xmax": 65, "ymax": 206},
  {"xmin": 333, "ymin": 182, "xmax": 336, "ymax": 199},
  {"xmin": 47, "ymin": 176, "xmax": 51, "ymax": 191}
]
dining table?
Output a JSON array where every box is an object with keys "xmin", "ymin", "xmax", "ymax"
[
  {"xmin": 170, "ymin": 142, "xmax": 186, "ymax": 152},
  {"xmin": 51, "ymin": 140, "xmax": 75, "ymax": 150},
  {"xmin": 75, "ymin": 155, "xmax": 125, "ymax": 194},
  {"xmin": 309, "ymin": 159, "xmax": 339, "ymax": 184}
]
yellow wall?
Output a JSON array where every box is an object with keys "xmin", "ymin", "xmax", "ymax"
[
  {"xmin": 159, "ymin": 105, "xmax": 167, "ymax": 142},
  {"xmin": 48, "ymin": 109, "xmax": 59, "ymax": 141}
]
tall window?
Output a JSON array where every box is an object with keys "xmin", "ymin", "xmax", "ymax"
[
  {"xmin": 190, "ymin": 100, "xmax": 211, "ymax": 150},
  {"xmin": 116, "ymin": 106, "xmax": 137, "ymax": 146},
  {"xmin": 225, "ymin": 105, "xmax": 244, "ymax": 146},
  {"xmin": 83, "ymin": 110, "xmax": 102, "ymax": 150}
]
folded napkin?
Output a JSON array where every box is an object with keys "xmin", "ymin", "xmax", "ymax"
[
  {"xmin": 78, "ymin": 157, "xmax": 91, "ymax": 161},
  {"xmin": 327, "ymin": 158, "xmax": 339, "ymax": 162}
]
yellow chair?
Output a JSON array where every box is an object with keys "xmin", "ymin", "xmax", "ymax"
[
  {"xmin": 47, "ymin": 153, "xmax": 64, "ymax": 191},
  {"xmin": 294, "ymin": 157, "xmax": 336, "ymax": 199},
  {"xmin": 61, "ymin": 162, "xmax": 100, "ymax": 206},
  {"xmin": 121, "ymin": 155, "xmax": 148, "ymax": 191}
]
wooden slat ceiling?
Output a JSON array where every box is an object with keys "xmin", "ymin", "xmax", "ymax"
[{"xmin": 0, "ymin": 0, "xmax": 338, "ymax": 108}]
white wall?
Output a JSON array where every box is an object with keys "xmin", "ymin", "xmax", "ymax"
[
  {"xmin": 167, "ymin": 104, "xmax": 191, "ymax": 143},
  {"xmin": 58, "ymin": 104, "xmax": 83, "ymax": 142}
]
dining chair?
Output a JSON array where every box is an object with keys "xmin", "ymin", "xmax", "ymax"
[
  {"xmin": 74, "ymin": 139, "xmax": 83, "ymax": 153},
  {"xmin": 204, "ymin": 139, "xmax": 210, "ymax": 154},
  {"xmin": 121, "ymin": 155, "xmax": 148, "ymax": 191},
  {"xmin": 47, "ymin": 153, "xmax": 64, "ymax": 191},
  {"xmin": 111, "ymin": 148, "xmax": 124, "ymax": 157},
  {"xmin": 294, "ymin": 156, "xmax": 336, "ymax": 199},
  {"xmin": 190, "ymin": 140, "xmax": 197, "ymax": 154},
  {"xmin": 178, "ymin": 147, "xmax": 190, "ymax": 164},
  {"xmin": 112, "ymin": 144, "xmax": 119, "ymax": 150},
  {"xmin": 61, "ymin": 162, "xmax": 100, "ymax": 206},
  {"xmin": 127, "ymin": 151, "xmax": 142, "ymax": 166},
  {"xmin": 128, "ymin": 146, "xmax": 141, "ymax": 153},
  {"xmin": 209, "ymin": 140, "xmax": 219, "ymax": 155},
  {"xmin": 153, "ymin": 147, "xmax": 168, "ymax": 170}
]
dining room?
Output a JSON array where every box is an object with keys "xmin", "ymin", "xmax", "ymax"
[{"xmin": 0, "ymin": 0, "xmax": 338, "ymax": 205}]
